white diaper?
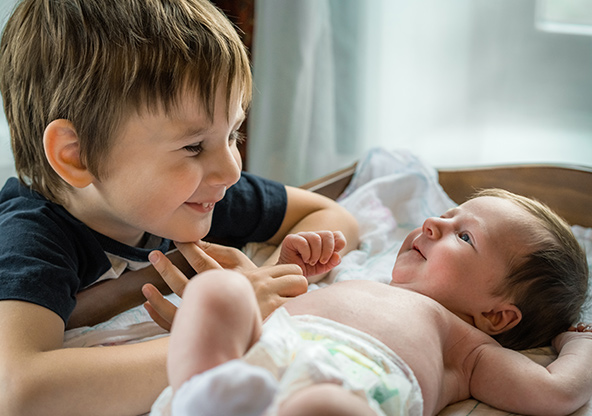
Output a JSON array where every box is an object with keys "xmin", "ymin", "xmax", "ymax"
[
  {"xmin": 246, "ymin": 307, "xmax": 423, "ymax": 416},
  {"xmin": 151, "ymin": 308, "xmax": 423, "ymax": 416}
]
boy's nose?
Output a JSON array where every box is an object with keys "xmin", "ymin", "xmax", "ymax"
[
  {"xmin": 209, "ymin": 146, "xmax": 241, "ymax": 188},
  {"xmin": 422, "ymin": 217, "xmax": 443, "ymax": 239}
]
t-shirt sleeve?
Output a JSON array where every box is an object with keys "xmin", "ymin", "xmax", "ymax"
[
  {"xmin": 207, "ymin": 172, "xmax": 288, "ymax": 248},
  {"xmin": 0, "ymin": 202, "xmax": 108, "ymax": 324}
]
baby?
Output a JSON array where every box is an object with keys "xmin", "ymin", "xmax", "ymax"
[{"xmin": 151, "ymin": 189, "xmax": 590, "ymax": 416}]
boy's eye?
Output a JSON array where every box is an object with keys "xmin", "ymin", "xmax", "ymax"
[
  {"xmin": 458, "ymin": 232, "xmax": 472, "ymax": 245},
  {"xmin": 230, "ymin": 130, "xmax": 245, "ymax": 145},
  {"xmin": 183, "ymin": 143, "xmax": 203, "ymax": 155}
]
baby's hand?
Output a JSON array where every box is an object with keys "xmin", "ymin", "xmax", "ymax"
[
  {"xmin": 277, "ymin": 231, "xmax": 346, "ymax": 278},
  {"xmin": 553, "ymin": 323, "xmax": 592, "ymax": 352}
]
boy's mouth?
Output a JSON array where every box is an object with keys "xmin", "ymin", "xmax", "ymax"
[{"xmin": 185, "ymin": 201, "xmax": 217, "ymax": 213}]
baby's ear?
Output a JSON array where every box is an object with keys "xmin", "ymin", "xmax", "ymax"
[
  {"xmin": 43, "ymin": 119, "xmax": 94, "ymax": 188},
  {"xmin": 475, "ymin": 304, "xmax": 522, "ymax": 335}
]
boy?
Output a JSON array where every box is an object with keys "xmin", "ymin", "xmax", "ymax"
[
  {"xmin": 0, "ymin": 0, "xmax": 358, "ymax": 414},
  {"xmin": 151, "ymin": 189, "xmax": 591, "ymax": 415}
]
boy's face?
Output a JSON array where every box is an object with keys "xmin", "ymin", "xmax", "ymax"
[
  {"xmin": 80, "ymin": 88, "xmax": 244, "ymax": 246},
  {"xmin": 391, "ymin": 196, "xmax": 532, "ymax": 323}
]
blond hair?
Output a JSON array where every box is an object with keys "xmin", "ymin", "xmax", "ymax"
[
  {"xmin": 474, "ymin": 189, "xmax": 588, "ymax": 349},
  {"xmin": 0, "ymin": 0, "xmax": 251, "ymax": 204}
]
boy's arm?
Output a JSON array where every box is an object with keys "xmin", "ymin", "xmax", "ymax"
[
  {"xmin": 0, "ymin": 300, "xmax": 168, "ymax": 416},
  {"xmin": 470, "ymin": 333, "xmax": 592, "ymax": 416},
  {"xmin": 71, "ymin": 187, "xmax": 358, "ymax": 327},
  {"xmin": 264, "ymin": 186, "xmax": 359, "ymax": 271},
  {"xmin": 69, "ymin": 250, "xmax": 194, "ymax": 329}
]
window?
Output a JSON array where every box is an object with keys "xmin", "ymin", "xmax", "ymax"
[{"xmin": 536, "ymin": 0, "xmax": 592, "ymax": 36}]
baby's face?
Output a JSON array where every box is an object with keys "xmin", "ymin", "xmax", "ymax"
[
  {"xmin": 83, "ymin": 87, "xmax": 245, "ymax": 246},
  {"xmin": 391, "ymin": 196, "xmax": 533, "ymax": 323}
]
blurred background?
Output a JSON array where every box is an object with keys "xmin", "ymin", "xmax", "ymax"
[{"xmin": 1, "ymin": 0, "xmax": 591, "ymax": 187}]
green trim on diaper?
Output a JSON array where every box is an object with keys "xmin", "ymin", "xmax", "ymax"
[{"xmin": 299, "ymin": 331, "xmax": 404, "ymax": 406}]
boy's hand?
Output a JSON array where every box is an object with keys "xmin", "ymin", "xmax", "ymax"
[
  {"xmin": 277, "ymin": 231, "xmax": 346, "ymax": 279},
  {"xmin": 143, "ymin": 241, "xmax": 308, "ymax": 330}
]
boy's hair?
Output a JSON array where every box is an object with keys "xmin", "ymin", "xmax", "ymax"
[
  {"xmin": 475, "ymin": 189, "xmax": 589, "ymax": 350},
  {"xmin": 0, "ymin": 0, "xmax": 251, "ymax": 204}
]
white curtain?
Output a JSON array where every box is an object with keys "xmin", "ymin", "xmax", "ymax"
[
  {"xmin": 247, "ymin": 0, "xmax": 379, "ymax": 186},
  {"xmin": 247, "ymin": 0, "xmax": 592, "ymax": 185}
]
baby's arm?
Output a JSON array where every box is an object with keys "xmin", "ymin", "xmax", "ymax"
[
  {"xmin": 277, "ymin": 230, "xmax": 346, "ymax": 283},
  {"xmin": 470, "ymin": 331, "xmax": 592, "ymax": 415}
]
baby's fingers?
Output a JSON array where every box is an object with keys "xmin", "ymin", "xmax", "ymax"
[
  {"xmin": 574, "ymin": 322, "xmax": 592, "ymax": 332},
  {"xmin": 332, "ymin": 230, "xmax": 347, "ymax": 253}
]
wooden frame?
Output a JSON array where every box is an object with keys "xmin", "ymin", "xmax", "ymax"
[{"xmin": 302, "ymin": 163, "xmax": 592, "ymax": 228}]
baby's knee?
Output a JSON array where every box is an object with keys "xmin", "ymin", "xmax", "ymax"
[
  {"xmin": 278, "ymin": 384, "xmax": 376, "ymax": 416},
  {"xmin": 184, "ymin": 269, "xmax": 253, "ymax": 315}
]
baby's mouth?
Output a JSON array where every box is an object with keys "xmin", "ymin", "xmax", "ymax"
[{"xmin": 413, "ymin": 243, "xmax": 426, "ymax": 259}]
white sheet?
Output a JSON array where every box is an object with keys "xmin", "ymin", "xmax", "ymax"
[{"xmin": 64, "ymin": 148, "xmax": 592, "ymax": 416}]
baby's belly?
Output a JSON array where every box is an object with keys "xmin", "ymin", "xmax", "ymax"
[{"xmin": 284, "ymin": 280, "xmax": 455, "ymax": 414}]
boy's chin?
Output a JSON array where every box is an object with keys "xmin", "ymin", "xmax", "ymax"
[{"xmin": 165, "ymin": 225, "xmax": 212, "ymax": 244}]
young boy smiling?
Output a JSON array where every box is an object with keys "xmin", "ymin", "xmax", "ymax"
[{"xmin": 0, "ymin": 0, "xmax": 358, "ymax": 414}]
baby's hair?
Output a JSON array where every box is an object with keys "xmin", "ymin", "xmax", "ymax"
[
  {"xmin": 473, "ymin": 189, "xmax": 589, "ymax": 350},
  {"xmin": 0, "ymin": 0, "xmax": 251, "ymax": 204}
]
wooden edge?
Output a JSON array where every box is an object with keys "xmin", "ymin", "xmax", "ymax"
[
  {"xmin": 301, "ymin": 162, "xmax": 592, "ymax": 228},
  {"xmin": 300, "ymin": 163, "xmax": 357, "ymax": 200},
  {"xmin": 438, "ymin": 164, "xmax": 592, "ymax": 228}
]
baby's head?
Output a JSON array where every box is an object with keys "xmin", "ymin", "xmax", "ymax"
[
  {"xmin": 480, "ymin": 189, "xmax": 588, "ymax": 349},
  {"xmin": 0, "ymin": 0, "xmax": 251, "ymax": 204},
  {"xmin": 393, "ymin": 189, "xmax": 588, "ymax": 350}
]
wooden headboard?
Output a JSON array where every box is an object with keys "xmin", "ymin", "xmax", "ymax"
[{"xmin": 302, "ymin": 163, "xmax": 592, "ymax": 228}]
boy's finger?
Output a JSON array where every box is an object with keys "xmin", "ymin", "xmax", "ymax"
[
  {"xmin": 198, "ymin": 241, "xmax": 256, "ymax": 270},
  {"xmin": 149, "ymin": 250, "xmax": 189, "ymax": 296},
  {"xmin": 141, "ymin": 283, "xmax": 176, "ymax": 331},
  {"xmin": 143, "ymin": 302, "xmax": 172, "ymax": 332},
  {"xmin": 275, "ymin": 274, "xmax": 309, "ymax": 297},
  {"xmin": 264, "ymin": 263, "xmax": 305, "ymax": 278},
  {"xmin": 175, "ymin": 242, "xmax": 223, "ymax": 274}
]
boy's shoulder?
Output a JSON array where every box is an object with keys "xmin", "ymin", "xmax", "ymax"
[
  {"xmin": 0, "ymin": 177, "xmax": 86, "ymax": 240},
  {"xmin": 0, "ymin": 177, "xmax": 145, "ymax": 322}
]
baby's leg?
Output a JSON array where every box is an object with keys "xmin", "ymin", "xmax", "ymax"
[
  {"xmin": 279, "ymin": 384, "xmax": 377, "ymax": 416},
  {"xmin": 167, "ymin": 269, "xmax": 263, "ymax": 390}
]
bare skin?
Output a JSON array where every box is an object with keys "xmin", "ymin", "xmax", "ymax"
[
  {"xmin": 170, "ymin": 272, "xmax": 592, "ymax": 416},
  {"xmin": 283, "ymin": 280, "xmax": 491, "ymax": 415},
  {"xmin": 158, "ymin": 197, "xmax": 592, "ymax": 416}
]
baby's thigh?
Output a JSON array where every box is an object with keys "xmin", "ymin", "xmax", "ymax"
[{"xmin": 277, "ymin": 383, "xmax": 377, "ymax": 416}]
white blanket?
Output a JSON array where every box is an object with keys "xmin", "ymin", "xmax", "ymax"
[{"xmin": 64, "ymin": 148, "xmax": 592, "ymax": 416}]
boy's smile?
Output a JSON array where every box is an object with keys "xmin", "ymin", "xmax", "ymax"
[{"xmin": 64, "ymin": 87, "xmax": 245, "ymax": 247}]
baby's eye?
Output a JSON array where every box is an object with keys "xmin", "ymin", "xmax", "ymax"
[
  {"xmin": 458, "ymin": 232, "xmax": 472, "ymax": 245},
  {"xmin": 183, "ymin": 143, "xmax": 203, "ymax": 155}
]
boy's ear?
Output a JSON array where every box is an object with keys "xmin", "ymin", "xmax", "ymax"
[
  {"xmin": 475, "ymin": 304, "xmax": 522, "ymax": 335},
  {"xmin": 43, "ymin": 119, "xmax": 94, "ymax": 188}
]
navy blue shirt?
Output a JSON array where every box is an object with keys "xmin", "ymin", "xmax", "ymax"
[{"xmin": 0, "ymin": 172, "xmax": 287, "ymax": 324}]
